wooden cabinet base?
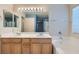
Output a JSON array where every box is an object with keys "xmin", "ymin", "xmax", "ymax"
[{"xmin": 0, "ymin": 38, "xmax": 52, "ymax": 54}]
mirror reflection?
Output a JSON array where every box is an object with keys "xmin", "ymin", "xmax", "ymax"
[
  {"xmin": 21, "ymin": 13, "xmax": 48, "ymax": 32},
  {"xmin": 3, "ymin": 10, "xmax": 19, "ymax": 27},
  {"xmin": 3, "ymin": 5, "xmax": 49, "ymax": 32}
]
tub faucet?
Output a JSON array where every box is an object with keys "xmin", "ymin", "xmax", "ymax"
[{"xmin": 58, "ymin": 32, "xmax": 63, "ymax": 40}]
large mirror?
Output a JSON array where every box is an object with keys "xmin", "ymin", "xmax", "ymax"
[
  {"xmin": 21, "ymin": 13, "xmax": 49, "ymax": 32},
  {"xmin": 3, "ymin": 5, "xmax": 49, "ymax": 33}
]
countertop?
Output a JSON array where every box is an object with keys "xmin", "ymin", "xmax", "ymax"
[{"xmin": 0, "ymin": 32, "xmax": 52, "ymax": 39}]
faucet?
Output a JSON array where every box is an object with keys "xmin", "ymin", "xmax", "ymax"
[
  {"xmin": 12, "ymin": 28, "xmax": 14, "ymax": 33},
  {"xmin": 39, "ymin": 33, "xmax": 43, "ymax": 36},
  {"xmin": 58, "ymin": 32, "xmax": 63, "ymax": 40}
]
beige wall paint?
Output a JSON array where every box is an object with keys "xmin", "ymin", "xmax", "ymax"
[
  {"xmin": 13, "ymin": 4, "xmax": 48, "ymax": 12},
  {"xmin": 66, "ymin": 5, "xmax": 72, "ymax": 36},
  {"xmin": 70, "ymin": 4, "xmax": 79, "ymax": 9},
  {"xmin": 22, "ymin": 17, "xmax": 35, "ymax": 32}
]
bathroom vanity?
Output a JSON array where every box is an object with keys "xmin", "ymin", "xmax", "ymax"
[
  {"xmin": 0, "ymin": 33, "xmax": 52, "ymax": 54},
  {"xmin": 0, "ymin": 5, "xmax": 52, "ymax": 54}
]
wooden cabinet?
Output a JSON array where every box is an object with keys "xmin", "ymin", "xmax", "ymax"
[
  {"xmin": 1, "ymin": 39, "xmax": 11, "ymax": 54},
  {"xmin": 31, "ymin": 44, "xmax": 52, "ymax": 54},
  {"xmin": 11, "ymin": 42, "xmax": 21, "ymax": 54},
  {"xmin": 1, "ymin": 42, "xmax": 11, "ymax": 54},
  {"xmin": 0, "ymin": 39, "xmax": 1, "ymax": 53},
  {"xmin": 22, "ymin": 39, "xmax": 30, "ymax": 54},
  {"xmin": 0, "ymin": 38, "xmax": 52, "ymax": 54},
  {"xmin": 1, "ymin": 39, "xmax": 21, "ymax": 54},
  {"xmin": 31, "ymin": 39, "xmax": 52, "ymax": 54}
]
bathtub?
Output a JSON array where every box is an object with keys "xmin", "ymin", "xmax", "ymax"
[{"xmin": 52, "ymin": 36, "xmax": 79, "ymax": 54}]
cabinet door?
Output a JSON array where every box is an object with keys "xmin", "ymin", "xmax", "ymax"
[
  {"xmin": 1, "ymin": 43, "xmax": 11, "ymax": 54},
  {"xmin": 1, "ymin": 39, "xmax": 21, "ymax": 54},
  {"xmin": 10, "ymin": 39, "xmax": 21, "ymax": 54},
  {"xmin": 31, "ymin": 44, "xmax": 41, "ymax": 54},
  {"xmin": 22, "ymin": 43, "xmax": 30, "ymax": 54},
  {"xmin": 11, "ymin": 42, "xmax": 21, "ymax": 54},
  {"xmin": 22, "ymin": 39, "xmax": 30, "ymax": 54},
  {"xmin": 42, "ymin": 44, "xmax": 52, "ymax": 54},
  {"xmin": 0, "ymin": 39, "xmax": 1, "ymax": 53}
]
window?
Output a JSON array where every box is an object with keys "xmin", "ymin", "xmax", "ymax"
[{"xmin": 72, "ymin": 6, "xmax": 79, "ymax": 33}]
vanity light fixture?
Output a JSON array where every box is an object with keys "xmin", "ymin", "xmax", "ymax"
[{"xmin": 17, "ymin": 7, "xmax": 45, "ymax": 12}]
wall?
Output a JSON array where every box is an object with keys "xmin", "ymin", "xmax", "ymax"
[
  {"xmin": 13, "ymin": 4, "xmax": 48, "ymax": 12},
  {"xmin": 22, "ymin": 17, "xmax": 36, "ymax": 32},
  {"xmin": 49, "ymin": 4, "xmax": 68, "ymax": 36}
]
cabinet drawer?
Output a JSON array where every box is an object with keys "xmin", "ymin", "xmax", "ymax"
[
  {"xmin": 40, "ymin": 39, "xmax": 51, "ymax": 43},
  {"xmin": 31, "ymin": 39, "xmax": 40, "ymax": 43},
  {"xmin": 2, "ymin": 39, "xmax": 21, "ymax": 43},
  {"xmin": 31, "ymin": 38, "xmax": 51, "ymax": 44},
  {"xmin": 22, "ymin": 39, "xmax": 30, "ymax": 43}
]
